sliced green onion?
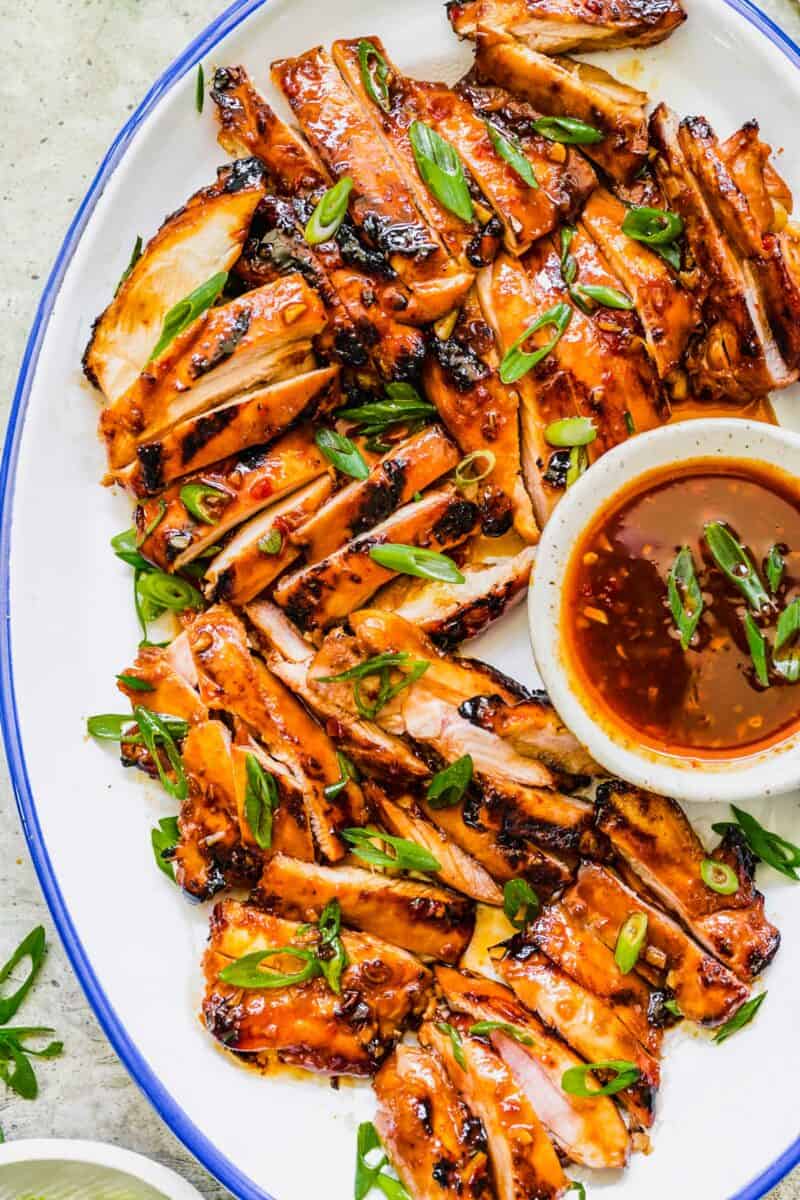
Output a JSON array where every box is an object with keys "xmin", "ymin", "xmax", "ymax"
[
  {"xmin": 335, "ymin": 383, "xmax": 436, "ymax": 436},
  {"xmin": 195, "ymin": 63, "xmax": 205, "ymax": 113},
  {"xmin": 409, "ymin": 120, "xmax": 474, "ymax": 223},
  {"xmin": 667, "ymin": 546, "xmax": 703, "ymax": 651},
  {"xmin": 485, "ymin": 121, "xmax": 538, "ymax": 188},
  {"xmin": 218, "ymin": 946, "xmax": 321, "ymax": 989},
  {"xmin": 544, "ymin": 417, "xmax": 596, "ymax": 448},
  {"xmin": 469, "ymin": 1020, "xmax": 533, "ymax": 1046},
  {"xmin": 766, "ymin": 544, "xmax": 785, "ymax": 594},
  {"xmin": 86, "ymin": 712, "xmax": 189, "ymax": 742},
  {"xmin": 503, "ymin": 878, "xmax": 540, "ymax": 929},
  {"xmin": 355, "ymin": 1124, "xmax": 411, "ymax": 1200},
  {"xmin": 712, "ymin": 992, "xmax": 767, "ymax": 1044},
  {"xmin": 369, "ymin": 544, "xmax": 465, "ymax": 584},
  {"xmin": 358, "ymin": 40, "xmax": 390, "ymax": 113},
  {"xmin": 436, "ymin": 1021, "xmax": 466, "ymax": 1069},
  {"xmin": 531, "ymin": 115, "xmax": 604, "ymax": 144},
  {"xmin": 566, "ymin": 445, "xmax": 588, "ymax": 488},
  {"xmin": 454, "ymin": 451, "xmax": 496, "ymax": 489},
  {"xmin": 316, "ymin": 899, "xmax": 348, "ymax": 995},
  {"xmin": 111, "ymin": 528, "xmax": 149, "ymax": 570},
  {"xmin": 315, "ymin": 427, "xmax": 369, "ymax": 480},
  {"xmin": 743, "ymin": 612, "xmax": 769, "ymax": 687},
  {"xmin": 700, "ymin": 858, "xmax": 739, "ymax": 895},
  {"xmin": 561, "ymin": 1059, "xmax": 640, "ymax": 1098},
  {"xmin": 624, "ymin": 410, "xmax": 635, "ymax": 435},
  {"xmin": 116, "ymin": 235, "xmax": 143, "ymax": 294},
  {"xmin": 703, "ymin": 521, "xmax": 772, "ymax": 614},
  {"xmin": 305, "ymin": 177, "xmax": 354, "ymax": 245},
  {"xmin": 180, "ymin": 482, "xmax": 229, "ymax": 525},
  {"xmin": 134, "ymin": 705, "xmax": 188, "ymax": 801},
  {"xmin": 324, "ymin": 751, "xmax": 359, "ymax": 801},
  {"xmin": 560, "ymin": 225, "xmax": 578, "ymax": 286},
  {"xmin": 712, "ymin": 805, "xmax": 800, "ymax": 882},
  {"xmin": 499, "ymin": 302, "xmax": 572, "ymax": 384},
  {"xmin": 614, "ymin": 912, "xmax": 648, "ymax": 975},
  {"xmin": 571, "ymin": 284, "xmax": 634, "ymax": 311},
  {"xmin": 342, "ymin": 826, "xmax": 441, "ymax": 873},
  {"xmin": 622, "ymin": 205, "xmax": 683, "ymax": 246},
  {"xmin": 664, "ymin": 999, "xmax": 682, "ymax": 1017},
  {"xmin": 0, "ymin": 927, "xmax": 46, "ymax": 1025},
  {"xmin": 426, "ymin": 755, "xmax": 473, "ymax": 809},
  {"xmin": 566, "ymin": 1184, "xmax": 586, "ymax": 1200},
  {"xmin": 317, "ymin": 652, "xmax": 430, "ymax": 720},
  {"xmin": 773, "ymin": 596, "xmax": 800, "ymax": 682},
  {"xmin": 258, "ymin": 528, "xmax": 283, "ymax": 556},
  {"xmin": 151, "ymin": 816, "xmax": 180, "ymax": 883},
  {"xmin": 136, "ymin": 571, "xmax": 203, "ymax": 612},
  {"xmin": 148, "ymin": 271, "xmax": 227, "ymax": 362},
  {"xmin": 116, "ymin": 674, "xmax": 155, "ymax": 693},
  {"xmin": 244, "ymin": 753, "xmax": 279, "ymax": 850}
]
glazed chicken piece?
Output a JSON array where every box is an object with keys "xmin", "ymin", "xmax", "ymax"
[
  {"xmin": 475, "ymin": 34, "xmax": 649, "ymax": 184},
  {"xmin": 118, "ymin": 366, "xmax": 339, "ymax": 497},
  {"xmin": 457, "ymin": 693, "xmax": 599, "ymax": 781},
  {"xmin": 528, "ymin": 901, "xmax": 665, "ymax": 1057},
  {"xmin": 186, "ymin": 604, "xmax": 366, "ymax": 861},
  {"xmin": 273, "ymin": 487, "xmax": 479, "ymax": 631},
  {"xmin": 134, "ymin": 424, "xmax": 330, "ymax": 571},
  {"xmin": 421, "ymin": 1018, "xmax": 570, "ymax": 1200},
  {"xmin": 499, "ymin": 946, "xmax": 660, "ymax": 1130},
  {"xmin": 566, "ymin": 863, "xmax": 751, "ymax": 1027},
  {"xmin": 273, "ymin": 47, "xmax": 475, "ymax": 321},
  {"xmin": 203, "ymin": 900, "xmax": 431, "ymax": 1075},
  {"xmin": 595, "ymin": 782, "xmax": 780, "ymax": 982},
  {"xmin": 580, "ymin": 188, "xmax": 702, "ymax": 381},
  {"xmin": 291, "ymin": 425, "xmax": 460, "ymax": 563},
  {"xmin": 246, "ymin": 606, "xmax": 431, "ymax": 785},
  {"xmin": 477, "ymin": 249, "xmax": 665, "ymax": 526},
  {"xmin": 99, "ymin": 274, "xmax": 325, "ymax": 471},
  {"xmin": 374, "ymin": 1045, "xmax": 494, "ymax": 1200},
  {"xmin": 448, "ymin": 0, "xmax": 685, "ymax": 53},
  {"xmin": 334, "ymin": 36, "xmax": 555, "ymax": 257},
  {"xmin": 377, "ymin": 539, "xmax": 536, "ymax": 648},
  {"xmin": 116, "ymin": 643, "xmax": 208, "ymax": 725},
  {"xmin": 423, "ymin": 290, "xmax": 538, "ymax": 541},
  {"xmin": 202, "ymin": 476, "xmax": 334, "ymax": 606},
  {"xmin": 650, "ymin": 103, "xmax": 797, "ymax": 400},
  {"xmin": 376, "ymin": 792, "xmax": 504, "ymax": 905},
  {"xmin": 256, "ymin": 852, "xmax": 475, "ymax": 962},
  {"xmin": 436, "ymin": 967, "xmax": 630, "ymax": 1169},
  {"xmin": 83, "ymin": 158, "xmax": 268, "ymax": 404}
]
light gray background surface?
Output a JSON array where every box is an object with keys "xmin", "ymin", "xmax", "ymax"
[{"xmin": 0, "ymin": 1, "xmax": 798, "ymax": 1197}]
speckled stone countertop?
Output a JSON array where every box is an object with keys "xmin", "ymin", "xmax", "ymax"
[{"xmin": 1, "ymin": 2, "xmax": 799, "ymax": 1197}]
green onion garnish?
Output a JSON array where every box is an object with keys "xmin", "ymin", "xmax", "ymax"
[
  {"xmin": 561, "ymin": 1059, "xmax": 640, "ymax": 1098},
  {"xmin": 136, "ymin": 500, "xmax": 167, "ymax": 547},
  {"xmin": 667, "ymin": 546, "xmax": 703, "ymax": 651},
  {"xmin": 711, "ymin": 806, "xmax": 800, "ymax": 882},
  {"xmin": 134, "ymin": 705, "xmax": 189, "ymax": 801},
  {"xmin": 111, "ymin": 528, "xmax": 150, "ymax": 571},
  {"xmin": 712, "ymin": 992, "xmax": 767, "ymax": 1044},
  {"xmin": 355, "ymin": 1123, "xmax": 411, "ymax": 1200},
  {"xmin": 773, "ymin": 596, "xmax": 800, "ymax": 681},
  {"xmin": 622, "ymin": 205, "xmax": 683, "ymax": 269},
  {"xmin": 116, "ymin": 235, "xmax": 143, "ymax": 295},
  {"xmin": 700, "ymin": 858, "xmax": 739, "ymax": 895},
  {"xmin": 703, "ymin": 521, "xmax": 772, "ymax": 614},
  {"xmin": 503, "ymin": 878, "xmax": 540, "ymax": 929},
  {"xmin": 426, "ymin": 755, "xmax": 473, "ymax": 809},
  {"xmin": 219, "ymin": 945, "xmax": 321, "ymax": 989},
  {"xmin": 315, "ymin": 899, "xmax": 348, "ymax": 995},
  {"xmin": 436, "ymin": 1021, "xmax": 466, "ymax": 1068},
  {"xmin": 342, "ymin": 826, "xmax": 441, "ymax": 873},
  {"xmin": 766, "ymin": 544, "xmax": 785, "ymax": 594},
  {"xmin": 409, "ymin": 120, "xmax": 474, "ymax": 223},
  {"xmin": 0, "ymin": 926, "xmax": 47, "ymax": 1024},
  {"xmin": 499, "ymin": 302, "xmax": 572, "ymax": 384},
  {"xmin": 531, "ymin": 115, "xmax": 604, "ymax": 144},
  {"xmin": 357, "ymin": 40, "xmax": 390, "ymax": 113},
  {"xmin": 624, "ymin": 410, "xmax": 635, "ymax": 435},
  {"xmin": 244, "ymin": 753, "xmax": 279, "ymax": 850},
  {"xmin": 195, "ymin": 63, "xmax": 205, "ymax": 113},
  {"xmin": 315, "ymin": 427, "xmax": 369, "ymax": 480},
  {"xmin": 469, "ymin": 1020, "xmax": 534, "ymax": 1046},
  {"xmin": 485, "ymin": 120, "xmax": 538, "ymax": 188},
  {"xmin": 151, "ymin": 816, "xmax": 180, "ymax": 882},
  {"xmin": 454, "ymin": 451, "xmax": 496, "ymax": 489},
  {"xmin": 571, "ymin": 284, "xmax": 634, "ymax": 311},
  {"xmin": 116, "ymin": 674, "xmax": 155, "ymax": 693},
  {"xmin": 316, "ymin": 652, "xmax": 429, "ymax": 720},
  {"xmin": 180, "ymin": 482, "xmax": 229, "ymax": 525},
  {"xmin": 86, "ymin": 712, "xmax": 189, "ymax": 742},
  {"xmin": 258, "ymin": 528, "xmax": 283, "ymax": 556},
  {"xmin": 324, "ymin": 751, "xmax": 358, "ymax": 801},
  {"xmin": 335, "ymin": 382, "xmax": 436, "ymax": 439},
  {"xmin": 614, "ymin": 912, "xmax": 648, "ymax": 975},
  {"xmin": 136, "ymin": 571, "xmax": 203, "ymax": 612},
  {"xmin": 305, "ymin": 177, "xmax": 354, "ymax": 245},
  {"xmin": 544, "ymin": 417, "xmax": 597, "ymax": 448},
  {"xmin": 566, "ymin": 445, "xmax": 588, "ymax": 488},
  {"xmin": 148, "ymin": 271, "xmax": 227, "ymax": 362},
  {"xmin": 369, "ymin": 544, "xmax": 465, "ymax": 584},
  {"xmin": 743, "ymin": 612, "xmax": 770, "ymax": 687}
]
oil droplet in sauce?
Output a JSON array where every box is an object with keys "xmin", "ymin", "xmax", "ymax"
[{"xmin": 563, "ymin": 459, "xmax": 800, "ymax": 758}]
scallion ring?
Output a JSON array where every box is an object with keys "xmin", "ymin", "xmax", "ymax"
[
  {"xmin": 561, "ymin": 1059, "xmax": 640, "ymax": 1098},
  {"xmin": 614, "ymin": 912, "xmax": 648, "ymax": 974},
  {"xmin": 622, "ymin": 205, "xmax": 683, "ymax": 246},
  {"xmin": 135, "ymin": 571, "xmax": 203, "ymax": 612},
  {"xmin": 454, "ymin": 451, "xmax": 496, "ymax": 489},
  {"xmin": 700, "ymin": 858, "xmax": 739, "ymax": 895},
  {"xmin": 305, "ymin": 177, "xmax": 354, "ymax": 246},
  {"xmin": 180, "ymin": 482, "xmax": 229, "ymax": 525},
  {"xmin": 358, "ymin": 40, "xmax": 390, "ymax": 113},
  {"xmin": 544, "ymin": 417, "xmax": 596, "ymax": 448}
]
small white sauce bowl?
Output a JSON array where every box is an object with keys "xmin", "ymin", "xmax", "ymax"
[
  {"xmin": 0, "ymin": 1139, "xmax": 205, "ymax": 1200},
  {"xmin": 529, "ymin": 418, "xmax": 800, "ymax": 803}
]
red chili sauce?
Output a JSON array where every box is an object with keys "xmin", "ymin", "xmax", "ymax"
[{"xmin": 564, "ymin": 460, "xmax": 800, "ymax": 757}]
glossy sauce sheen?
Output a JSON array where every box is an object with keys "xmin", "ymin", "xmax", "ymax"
[{"xmin": 564, "ymin": 459, "xmax": 800, "ymax": 756}]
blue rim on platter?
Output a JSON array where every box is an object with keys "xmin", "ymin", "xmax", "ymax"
[{"xmin": 1, "ymin": 1, "xmax": 799, "ymax": 1197}]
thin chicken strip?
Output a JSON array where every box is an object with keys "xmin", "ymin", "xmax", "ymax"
[{"xmin": 448, "ymin": 0, "xmax": 685, "ymax": 53}]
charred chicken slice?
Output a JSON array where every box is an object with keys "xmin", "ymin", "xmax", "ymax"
[
  {"xmin": 421, "ymin": 1017, "xmax": 570, "ymax": 1200},
  {"xmin": 273, "ymin": 487, "xmax": 479, "ymax": 631},
  {"xmin": 116, "ymin": 643, "xmax": 208, "ymax": 725},
  {"xmin": 474, "ymin": 34, "xmax": 649, "ymax": 184},
  {"xmin": 374, "ymin": 1044, "xmax": 494, "ymax": 1200},
  {"xmin": 272, "ymin": 46, "xmax": 475, "ymax": 320},
  {"xmin": 457, "ymin": 693, "xmax": 599, "ymax": 781},
  {"xmin": 499, "ymin": 946, "xmax": 659, "ymax": 1130},
  {"xmin": 256, "ymin": 852, "xmax": 475, "ymax": 962},
  {"xmin": 448, "ymin": 0, "xmax": 685, "ymax": 53},
  {"xmin": 203, "ymin": 900, "xmax": 431, "ymax": 1074},
  {"xmin": 436, "ymin": 967, "xmax": 630, "ymax": 1169},
  {"xmin": 134, "ymin": 424, "xmax": 330, "ymax": 571},
  {"xmin": 595, "ymin": 782, "xmax": 780, "ymax": 981},
  {"xmin": 83, "ymin": 158, "xmax": 268, "ymax": 404},
  {"xmin": 100, "ymin": 274, "xmax": 325, "ymax": 470},
  {"xmin": 566, "ymin": 862, "xmax": 751, "ymax": 1026}
]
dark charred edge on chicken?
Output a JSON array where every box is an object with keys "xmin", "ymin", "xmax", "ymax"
[
  {"xmin": 466, "ymin": 215, "xmax": 504, "ymax": 268},
  {"xmin": 713, "ymin": 825, "xmax": 781, "ymax": 976},
  {"xmin": 431, "ymin": 498, "xmax": 481, "ymax": 544},
  {"xmin": 455, "ymin": 661, "xmax": 534, "ymax": 702},
  {"xmin": 457, "ymin": 693, "xmax": 592, "ymax": 791},
  {"xmin": 431, "ymin": 335, "xmax": 491, "ymax": 393},
  {"xmin": 179, "ymin": 838, "xmax": 264, "ymax": 903},
  {"xmin": 427, "ymin": 580, "xmax": 526, "ymax": 650}
]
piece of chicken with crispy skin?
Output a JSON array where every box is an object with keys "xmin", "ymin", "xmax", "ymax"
[
  {"xmin": 448, "ymin": 0, "xmax": 685, "ymax": 53},
  {"xmin": 374, "ymin": 1044, "xmax": 494, "ymax": 1200},
  {"xmin": 457, "ymin": 692, "xmax": 599, "ymax": 781},
  {"xmin": 83, "ymin": 158, "xmax": 268, "ymax": 404},
  {"xmin": 203, "ymin": 900, "xmax": 431, "ymax": 1075}
]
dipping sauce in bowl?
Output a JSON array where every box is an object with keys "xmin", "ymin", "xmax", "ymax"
[{"xmin": 563, "ymin": 458, "xmax": 800, "ymax": 758}]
